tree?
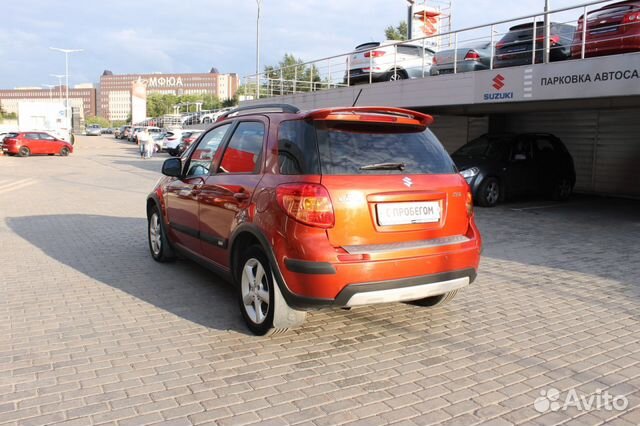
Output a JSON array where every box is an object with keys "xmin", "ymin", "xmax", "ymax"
[
  {"xmin": 85, "ymin": 116, "xmax": 111, "ymax": 128},
  {"xmin": 385, "ymin": 21, "xmax": 408, "ymax": 41},
  {"xmin": 263, "ymin": 53, "xmax": 321, "ymax": 95},
  {"xmin": 222, "ymin": 97, "xmax": 238, "ymax": 108}
]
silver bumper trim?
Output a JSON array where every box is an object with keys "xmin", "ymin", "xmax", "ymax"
[{"xmin": 345, "ymin": 276, "xmax": 469, "ymax": 307}]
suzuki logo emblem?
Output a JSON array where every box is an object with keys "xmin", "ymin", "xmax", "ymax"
[
  {"xmin": 403, "ymin": 177, "xmax": 413, "ymax": 188},
  {"xmin": 492, "ymin": 74, "xmax": 505, "ymax": 91}
]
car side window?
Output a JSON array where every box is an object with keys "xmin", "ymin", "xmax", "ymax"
[
  {"xmin": 185, "ymin": 124, "xmax": 231, "ymax": 178},
  {"xmin": 535, "ymin": 137, "xmax": 556, "ymax": 154},
  {"xmin": 218, "ymin": 122, "xmax": 265, "ymax": 174},
  {"xmin": 398, "ymin": 45, "xmax": 423, "ymax": 57},
  {"xmin": 25, "ymin": 133, "xmax": 40, "ymax": 140},
  {"xmin": 38, "ymin": 133, "xmax": 56, "ymax": 141},
  {"xmin": 278, "ymin": 120, "xmax": 321, "ymax": 175},
  {"xmin": 511, "ymin": 138, "xmax": 533, "ymax": 161}
]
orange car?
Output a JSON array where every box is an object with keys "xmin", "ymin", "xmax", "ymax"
[{"xmin": 147, "ymin": 104, "xmax": 482, "ymax": 335}]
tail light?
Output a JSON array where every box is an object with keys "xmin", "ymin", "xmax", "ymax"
[
  {"xmin": 624, "ymin": 12, "xmax": 640, "ymax": 24},
  {"xmin": 536, "ymin": 34, "xmax": 560, "ymax": 45},
  {"xmin": 276, "ymin": 183, "xmax": 335, "ymax": 229},
  {"xmin": 466, "ymin": 192, "xmax": 474, "ymax": 217},
  {"xmin": 364, "ymin": 50, "xmax": 386, "ymax": 58},
  {"xmin": 167, "ymin": 137, "xmax": 176, "ymax": 141},
  {"xmin": 464, "ymin": 50, "xmax": 481, "ymax": 61},
  {"xmin": 432, "ymin": 56, "xmax": 438, "ymax": 65},
  {"xmin": 184, "ymin": 138, "xmax": 193, "ymax": 144},
  {"xmin": 495, "ymin": 40, "xmax": 506, "ymax": 50}
]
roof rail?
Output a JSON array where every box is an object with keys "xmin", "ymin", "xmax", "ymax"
[{"xmin": 217, "ymin": 103, "xmax": 300, "ymax": 122}]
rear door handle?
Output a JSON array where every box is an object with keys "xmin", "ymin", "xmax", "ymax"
[{"xmin": 233, "ymin": 192, "xmax": 250, "ymax": 200}]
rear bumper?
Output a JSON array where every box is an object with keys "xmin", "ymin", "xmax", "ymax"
[
  {"xmin": 572, "ymin": 35, "xmax": 640, "ymax": 57},
  {"xmin": 335, "ymin": 270, "xmax": 474, "ymax": 307},
  {"xmin": 274, "ymin": 227, "xmax": 481, "ymax": 309}
]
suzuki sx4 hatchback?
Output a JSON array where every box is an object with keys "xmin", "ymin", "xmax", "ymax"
[{"xmin": 147, "ymin": 105, "xmax": 482, "ymax": 335}]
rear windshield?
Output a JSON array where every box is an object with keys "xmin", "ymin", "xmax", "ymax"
[{"xmin": 278, "ymin": 120, "xmax": 456, "ymax": 176}]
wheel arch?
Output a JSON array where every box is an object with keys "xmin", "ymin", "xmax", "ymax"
[{"xmin": 228, "ymin": 223, "xmax": 324, "ymax": 310}]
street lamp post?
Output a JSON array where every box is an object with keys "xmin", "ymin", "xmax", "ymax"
[
  {"xmin": 50, "ymin": 74, "xmax": 65, "ymax": 103},
  {"xmin": 256, "ymin": 0, "xmax": 262, "ymax": 99},
  {"xmin": 407, "ymin": 0, "xmax": 415, "ymax": 40},
  {"xmin": 543, "ymin": 0, "xmax": 551, "ymax": 63},
  {"xmin": 49, "ymin": 47, "xmax": 83, "ymax": 119}
]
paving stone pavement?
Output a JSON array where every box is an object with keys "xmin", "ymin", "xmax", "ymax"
[{"xmin": 0, "ymin": 136, "xmax": 639, "ymax": 426}]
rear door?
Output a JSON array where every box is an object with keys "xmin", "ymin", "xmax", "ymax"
[
  {"xmin": 505, "ymin": 135, "xmax": 537, "ymax": 195},
  {"xmin": 315, "ymin": 121, "xmax": 469, "ymax": 255},
  {"xmin": 199, "ymin": 120, "xmax": 267, "ymax": 267}
]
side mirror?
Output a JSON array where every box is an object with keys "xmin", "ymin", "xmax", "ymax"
[
  {"xmin": 513, "ymin": 154, "xmax": 527, "ymax": 161},
  {"xmin": 162, "ymin": 158, "xmax": 182, "ymax": 177}
]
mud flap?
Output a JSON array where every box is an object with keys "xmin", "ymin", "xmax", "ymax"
[{"xmin": 271, "ymin": 273, "xmax": 307, "ymax": 329}]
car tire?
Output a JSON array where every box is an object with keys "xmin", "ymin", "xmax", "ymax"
[
  {"xmin": 237, "ymin": 245, "xmax": 305, "ymax": 336},
  {"xmin": 387, "ymin": 69, "xmax": 407, "ymax": 81},
  {"xmin": 148, "ymin": 206, "xmax": 175, "ymax": 262},
  {"xmin": 18, "ymin": 146, "xmax": 30, "ymax": 157},
  {"xmin": 551, "ymin": 178, "xmax": 572, "ymax": 201},
  {"xmin": 409, "ymin": 290, "xmax": 458, "ymax": 307},
  {"xmin": 202, "ymin": 117, "xmax": 212, "ymax": 124},
  {"xmin": 477, "ymin": 177, "xmax": 500, "ymax": 207},
  {"xmin": 60, "ymin": 147, "xmax": 70, "ymax": 156}
]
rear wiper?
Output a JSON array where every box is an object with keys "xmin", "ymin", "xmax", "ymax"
[{"xmin": 359, "ymin": 162, "xmax": 406, "ymax": 171}]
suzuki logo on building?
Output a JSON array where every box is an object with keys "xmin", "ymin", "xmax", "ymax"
[
  {"xmin": 492, "ymin": 74, "xmax": 506, "ymax": 91},
  {"xmin": 484, "ymin": 74, "xmax": 514, "ymax": 101},
  {"xmin": 403, "ymin": 177, "xmax": 413, "ymax": 188}
]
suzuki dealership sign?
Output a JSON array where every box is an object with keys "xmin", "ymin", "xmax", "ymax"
[{"xmin": 475, "ymin": 53, "xmax": 640, "ymax": 104}]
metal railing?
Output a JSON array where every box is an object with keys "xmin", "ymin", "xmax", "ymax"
[{"xmin": 242, "ymin": 0, "xmax": 631, "ymax": 100}]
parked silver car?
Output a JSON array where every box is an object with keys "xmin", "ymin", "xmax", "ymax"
[
  {"xmin": 86, "ymin": 125, "xmax": 102, "ymax": 136},
  {"xmin": 430, "ymin": 41, "xmax": 493, "ymax": 75}
]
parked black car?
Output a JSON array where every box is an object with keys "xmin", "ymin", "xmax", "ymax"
[
  {"xmin": 494, "ymin": 22, "xmax": 576, "ymax": 68},
  {"xmin": 453, "ymin": 133, "xmax": 576, "ymax": 207}
]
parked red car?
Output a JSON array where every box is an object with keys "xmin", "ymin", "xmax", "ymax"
[
  {"xmin": 572, "ymin": 0, "xmax": 640, "ymax": 58},
  {"xmin": 1, "ymin": 132, "xmax": 73, "ymax": 157},
  {"xmin": 146, "ymin": 104, "xmax": 482, "ymax": 335}
]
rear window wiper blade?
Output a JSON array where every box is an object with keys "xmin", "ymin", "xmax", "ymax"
[{"xmin": 359, "ymin": 162, "xmax": 406, "ymax": 171}]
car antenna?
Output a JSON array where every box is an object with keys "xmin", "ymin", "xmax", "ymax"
[{"xmin": 352, "ymin": 89, "xmax": 363, "ymax": 107}]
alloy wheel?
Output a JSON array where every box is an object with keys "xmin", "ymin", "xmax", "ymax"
[
  {"xmin": 485, "ymin": 181, "xmax": 500, "ymax": 205},
  {"xmin": 149, "ymin": 212, "xmax": 162, "ymax": 256},
  {"xmin": 241, "ymin": 258, "xmax": 270, "ymax": 325}
]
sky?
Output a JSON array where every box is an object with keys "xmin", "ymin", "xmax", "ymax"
[{"xmin": 0, "ymin": 0, "xmax": 614, "ymax": 88}]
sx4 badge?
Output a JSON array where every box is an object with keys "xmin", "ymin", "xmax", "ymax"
[{"xmin": 484, "ymin": 74, "xmax": 514, "ymax": 101}]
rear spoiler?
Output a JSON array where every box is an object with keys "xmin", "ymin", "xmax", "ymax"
[{"xmin": 304, "ymin": 107, "xmax": 434, "ymax": 128}]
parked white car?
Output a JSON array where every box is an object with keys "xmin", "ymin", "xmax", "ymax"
[
  {"xmin": 346, "ymin": 40, "xmax": 435, "ymax": 85},
  {"xmin": 200, "ymin": 107, "xmax": 233, "ymax": 124},
  {"xmin": 159, "ymin": 130, "xmax": 187, "ymax": 156}
]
